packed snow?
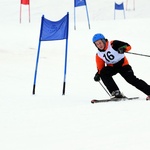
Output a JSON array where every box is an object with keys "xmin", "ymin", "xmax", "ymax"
[{"xmin": 0, "ymin": 0, "xmax": 150, "ymax": 150}]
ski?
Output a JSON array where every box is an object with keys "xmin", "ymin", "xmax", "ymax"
[{"xmin": 91, "ymin": 96, "xmax": 139, "ymax": 104}]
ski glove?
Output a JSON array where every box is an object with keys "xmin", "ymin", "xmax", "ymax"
[
  {"xmin": 94, "ymin": 72, "xmax": 100, "ymax": 82},
  {"xmin": 118, "ymin": 45, "xmax": 127, "ymax": 54}
]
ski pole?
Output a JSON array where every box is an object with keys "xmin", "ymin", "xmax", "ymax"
[
  {"xmin": 126, "ymin": 52, "xmax": 150, "ymax": 57},
  {"xmin": 98, "ymin": 81, "xmax": 111, "ymax": 97}
]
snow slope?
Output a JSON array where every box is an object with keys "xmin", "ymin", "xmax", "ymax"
[{"xmin": 0, "ymin": 0, "xmax": 150, "ymax": 150}]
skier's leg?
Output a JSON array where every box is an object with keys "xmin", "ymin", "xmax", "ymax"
[
  {"xmin": 120, "ymin": 65, "xmax": 150, "ymax": 95},
  {"xmin": 100, "ymin": 66, "xmax": 119, "ymax": 94}
]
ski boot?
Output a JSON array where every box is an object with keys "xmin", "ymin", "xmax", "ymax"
[{"xmin": 111, "ymin": 90, "xmax": 124, "ymax": 98}]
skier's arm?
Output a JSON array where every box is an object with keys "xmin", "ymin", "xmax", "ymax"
[
  {"xmin": 94, "ymin": 54, "xmax": 105, "ymax": 82},
  {"xmin": 110, "ymin": 40, "xmax": 131, "ymax": 53},
  {"xmin": 96, "ymin": 54, "xmax": 105, "ymax": 73}
]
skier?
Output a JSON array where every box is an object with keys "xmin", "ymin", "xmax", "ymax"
[{"xmin": 92, "ymin": 33, "xmax": 150, "ymax": 100}]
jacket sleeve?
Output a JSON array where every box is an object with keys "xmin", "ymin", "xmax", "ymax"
[
  {"xmin": 110, "ymin": 40, "xmax": 131, "ymax": 52},
  {"xmin": 96, "ymin": 53, "xmax": 105, "ymax": 73}
]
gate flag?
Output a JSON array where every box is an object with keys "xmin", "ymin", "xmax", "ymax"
[
  {"xmin": 74, "ymin": 0, "xmax": 90, "ymax": 30},
  {"xmin": 114, "ymin": 2, "xmax": 125, "ymax": 19},
  {"xmin": 74, "ymin": 0, "xmax": 86, "ymax": 7},
  {"xmin": 33, "ymin": 13, "xmax": 69, "ymax": 95},
  {"xmin": 126, "ymin": 0, "xmax": 135, "ymax": 11},
  {"xmin": 21, "ymin": 0, "xmax": 29, "ymax": 5},
  {"xmin": 20, "ymin": 0, "xmax": 30, "ymax": 23},
  {"xmin": 40, "ymin": 15, "xmax": 68, "ymax": 41}
]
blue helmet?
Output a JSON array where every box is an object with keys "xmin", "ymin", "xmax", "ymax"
[{"xmin": 92, "ymin": 33, "xmax": 105, "ymax": 43}]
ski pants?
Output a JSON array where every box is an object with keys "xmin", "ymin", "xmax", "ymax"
[{"xmin": 100, "ymin": 64, "xmax": 150, "ymax": 95}]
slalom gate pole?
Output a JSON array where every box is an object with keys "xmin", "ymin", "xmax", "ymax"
[
  {"xmin": 98, "ymin": 81, "xmax": 111, "ymax": 97},
  {"xmin": 126, "ymin": 52, "xmax": 150, "ymax": 57}
]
